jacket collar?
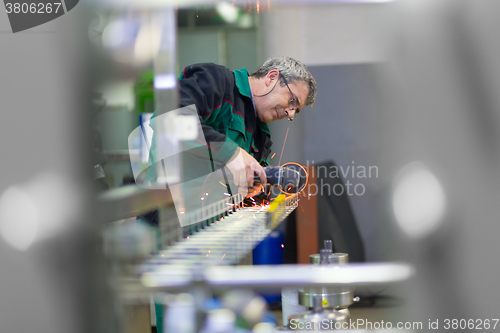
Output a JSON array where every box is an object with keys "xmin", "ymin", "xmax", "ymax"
[
  {"xmin": 234, "ymin": 67, "xmax": 271, "ymax": 136},
  {"xmin": 234, "ymin": 68, "xmax": 251, "ymax": 98}
]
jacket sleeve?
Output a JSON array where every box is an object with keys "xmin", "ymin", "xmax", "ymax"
[{"xmin": 179, "ymin": 64, "xmax": 238, "ymax": 164}]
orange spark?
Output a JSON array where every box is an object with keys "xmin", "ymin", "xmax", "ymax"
[
  {"xmin": 219, "ymin": 181, "xmax": 227, "ymax": 187},
  {"xmin": 278, "ymin": 127, "xmax": 289, "ymax": 166},
  {"xmin": 222, "ymin": 254, "xmax": 226, "ymax": 259},
  {"xmin": 271, "ymin": 152, "xmax": 276, "ymax": 159},
  {"xmin": 301, "ymin": 205, "xmax": 304, "ymax": 212},
  {"xmin": 257, "ymin": 1, "xmax": 260, "ymax": 13}
]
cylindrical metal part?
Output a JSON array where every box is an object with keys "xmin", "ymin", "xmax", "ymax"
[
  {"xmin": 324, "ymin": 240, "xmax": 333, "ymax": 252},
  {"xmin": 309, "ymin": 252, "xmax": 349, "ymax": 265},
  {"xmin": 301, "ymin": 252, "xmax": 352, "ymax": 308},
  {"xmin": 312, "ymin": 295, "xmax": 323, "ymax": 313},
  {"xmin": 298, "ymin": 288, "xmax": 355, "ymax": 309}
]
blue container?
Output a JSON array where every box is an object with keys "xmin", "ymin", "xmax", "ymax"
[{"xmin": 253, "ymin": 231, "xmax": 284, "ymax": 303}]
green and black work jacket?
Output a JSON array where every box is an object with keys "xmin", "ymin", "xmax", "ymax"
[{"xmin": 179, "ymin": 63, "xmax": 273, "ymax": 166}]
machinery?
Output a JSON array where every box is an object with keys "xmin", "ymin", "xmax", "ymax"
[
  {"xmin": 100, "ymin": 176, "xmax": 412, "ymax": 332},
  {"xmin": 255, "ymin": 165, "xmax": 307, "ymax": 196},
  {"xmin": 287, "ymin": 240, "xmax": 358, "ymax": 330}
]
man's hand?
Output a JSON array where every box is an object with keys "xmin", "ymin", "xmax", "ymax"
[{"xmin": 226, "ymin": 148, "xmax": 267, "ymax": 196}]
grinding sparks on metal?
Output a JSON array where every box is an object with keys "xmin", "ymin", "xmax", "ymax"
[
  {"xmin": 278, "ymin": 127, "xmax": 289, "ymax": 166},
  {"xmin": 224, "ymin": 192, "xmax": 231, "ymax": 196},
  {"xmin": 219, "ymin": 181, "xmax": 227, "ymax": 187},
  {"xmin": 271, "ymin": 152, "xmax": 276, "ymax": 159},
  {"xmin": 222, "ymin": 254, "xmax": 226, "ymax": 259}
]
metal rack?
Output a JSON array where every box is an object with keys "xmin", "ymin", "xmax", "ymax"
[{"xmin": 149, "ymin": 194, "xmax": 298, "ymax": 270}]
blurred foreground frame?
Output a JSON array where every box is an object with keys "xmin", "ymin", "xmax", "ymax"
[{"xmin": 2, "ymin": 0, "xmax": 500, "ymax": 332}]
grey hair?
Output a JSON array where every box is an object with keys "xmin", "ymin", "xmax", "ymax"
[{"xmin": 251, "ymin": 56, "xmax": 317, "ymax": 108}]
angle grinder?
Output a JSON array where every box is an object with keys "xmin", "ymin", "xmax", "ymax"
[{"xmin": 254, "ymin": 165, "xmax": 307, "ymax": 196}]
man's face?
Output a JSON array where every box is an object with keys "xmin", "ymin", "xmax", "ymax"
[{"xmin": 254, "ymin": 70, "xmax": 309, "ymax": 123}]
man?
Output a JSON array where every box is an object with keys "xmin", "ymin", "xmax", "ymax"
[{"xmin": 178, "ymin": 56, "xmax": 317, "ymax": 192}]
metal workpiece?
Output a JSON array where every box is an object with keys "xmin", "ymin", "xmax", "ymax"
[
  {"xmin": 324, "ymin": 240, "xmax": 333, "ymax": 253},
  {"xmin": 298, "ymin": 288, "xmax": 356, "ymax": 309},
  {"xmin": 309, "ymin": 253, "xmax": 349, "ymax": 265},
  {"xmin": 319, "ymin": 249, "xmax": 330, "ymax": 264},
  {"xmin": 301, "ymin": 244, "xmax": 353, "ymax": 309},
  {"xmin": 180, "ymin": 193, "xmax": 246, "ymax": 227},
  {"xmin": 266, "ymin": 194, "xmax": 299, "ymax": 229},
  {"xmin": 142, "ymin": 193, "xmax": 298, "ymax": 274}
]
